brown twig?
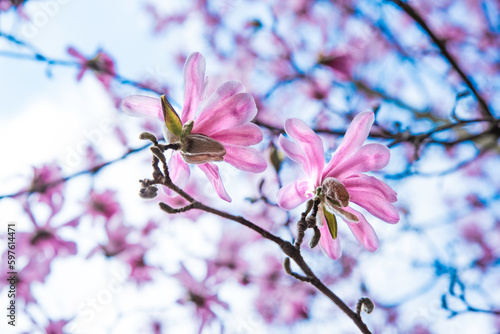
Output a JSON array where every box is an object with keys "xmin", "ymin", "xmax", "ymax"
[
  {"xmin": 389, "ymin": 0, "xmax": 494, "ymax": 119},
  {"xmin": 147, "ymin": 144, "xmax": 372, "ymax": 334}
]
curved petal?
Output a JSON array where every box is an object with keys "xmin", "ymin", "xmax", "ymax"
[
  {"xmin": 169, "ymin": 153, "xmax": 190, "ymax": 189},
  {"xmin": 223, "ymin": 145, "xmax": 267, "ymax": 173},
  {"xmin": 284, "ymin": 118, "xmax": 325, "ymax": 186},
  {"xmin": 121, "ymin": 95, "xmax": 162, "ymax": 120},
  {"xmin": 196, "ymin": 80, "xmax": 245, "ymax": 123},
  {"xmin": 194, "ymin": 92, "xmax": 257, "ymax": 135},
  {"xmin": 198, "ymin": 163, "xmax": 232, "ymax": 202},
  {"xmin": 210, "ymin": 123, "xmax": 263, "ymax": 146},
  {"xmin": 279, "ymin": 134, "xmax": 308, "ymax": 168},
  {"xmin": 318, "ymin": 212, "xmax": 342, "ymax": 260},
  {"xmin": 182, "ymin": 52, "xmax": 206, "ymax": 123},
  {"xmin": 343, "ymin": 174, "xmax": 397, "ymax": 202},
  {"xmin": 349, "ymin": 190, "xmax": 400, "ymax": 224},
  {"xmin": 277, "ymin": 179, "xmax": 311, "ymax": 210},
  {"xmin": 342, "ymin": 207, "xmax": 379, "ymax": 252},
  {"xmin": 328, "ymin": 143, "xmax": 390, "ymax": 180},
  {"xmin": 323, "ymin": 112, "xmax": 374, "ymax": 179}
]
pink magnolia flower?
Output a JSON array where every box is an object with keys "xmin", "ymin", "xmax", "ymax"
[
  {"xmin": 277, "ymin": 111, "xmax": 399, "ymax": 259},
  {"xmin": 27, "ymin": 163, "xmax": 64, "ymax": 208},
  {"xmin": 67, "ymin": 47, "xmax": 116, "ymax": 91},
  {"xmin": 122, "ymin": 52, "xmax": 266, "ymax": 202},
  {"xmin": 0, "ymin": 256, "xmax": 52, "ymax": 305}
]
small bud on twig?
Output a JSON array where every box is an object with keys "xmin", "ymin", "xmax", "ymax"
[
  {"xmin": 180, "ymin": 133, "xmax": 226, "ymax": 164},
  {"xmin": 309, "ymin": 226, "xmax": 321, "ymax": 249},
  {"xmin": 356, "ymin": 297, "xmax": 374, "ymax": 316},
  {"xmin": 283, "ymin": 257, "xmax": 292, "ymax": 275},
  {"xmin": 150, "ymin": 146, "xmax": 166, "ymax": 164},
  {"xmin": 139, "ymin": 131, "xmax": 158, "ymax": 144},
  {"xmin": 139, "ymin": 185, "xmax": 158, "ymax": 199}
]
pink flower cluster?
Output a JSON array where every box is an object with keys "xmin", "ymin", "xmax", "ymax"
[{"xmin": 122, "ymin": 52, "xmax": 399, "ymax": 259}]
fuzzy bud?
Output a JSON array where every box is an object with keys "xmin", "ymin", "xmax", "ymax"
[
  {"xmin": 139, "ymin": 131, "xmax": 158, "ymax": 144},
  {"xmin": 139, "ymin": 185, "xmax": 158, "ymax": 199},
  {"xmin": 356, "ymin": 297, "xmax": 375, "ymax": 316},
  {"xmin": 180, "ymin": 133, "xmax": 226, "ymax": 164},
  {"xmin": 150, "ymin": 146, "xmax": 166, "ymax": 164}
]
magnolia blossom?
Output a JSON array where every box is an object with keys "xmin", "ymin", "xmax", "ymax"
[
  {"xmin": 277, "ymin": 111, "xmax": 399, "ymax": 259},
  {"xmin": 122, "ymin": 52, "xmax": 266, "ymax": 201},
  {"xmin": 68, "ymin": 47, "xmax": 116, "ymax": 90}
]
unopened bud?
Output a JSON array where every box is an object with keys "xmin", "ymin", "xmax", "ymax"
[
  {"xmin": 181, "ymin": 120, "xmax": 194, "ymax": 138},
  {"xmin": 159, "ymin": 202, "xmax": 175, "ymax": 214},
  {"xmin": 309, "ymin": 227, "xmax": 321, "ymax": 249},
  {"xmin": 283, "ymin": 257, "xmax": 292, "ymax": 275},
  {"xmin": 180, "ymin": 133, "xmax": 226, "ymax": 164},
  {"xmin": 150, "ymin": 146, "xmax": 166, "ymax": 164},
  {"xmin": 139, "ymin": 132, "xmax": 158, "ymax": 144},
  {"xmin": 139, "ymin": 185, "xmax": 158, "ymax": 199},
  {"xmin": 356, "ymin": 297, "xmax": 374, "ymax": 316}
]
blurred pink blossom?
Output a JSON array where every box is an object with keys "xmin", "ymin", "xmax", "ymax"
[
  {"xmin": 122, "ymin": 52, "xmax": 266, "ymax": 202},
  {"xmin": 172, "ymin": 264, "xmax": 229, "ymax": 333},
  {"xmin": 27, "ymin": 163, "xmax": 64, "ymax": 208},
  {"xmin": 85, "ymin": 189, "xmax": 121, "ymax": 221},
  {"xmin": 68, "ymin": 47, "xmax": 116, "ymax": 90},
  {"xmin": 277, "ymin": 111, "xmax": 399, "ymax": 259}
]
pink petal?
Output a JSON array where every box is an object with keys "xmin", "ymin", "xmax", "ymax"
[
  {"xmin": 342, "ymin": 207, "xmax": 379, "ymax": 252},
  {"xmin": 169, "ymin": 153, "xmax": 190, "ymax": 189},
  {"xmin": 193, "ymin": 91, "xmax": 257, "ymax": 135},
  {"xmin": 318, "ymin": 212, "xmax": 342, "ymax": 260},
  {"xmin": 328, "ymin": 143, "xmax": 390, "ymax": 180},
  {"xmin": 323, "ymin": 112, "xmax": 374, "ymax": 179},
  {"xmin": 67, "ymin": 47, "xmax": 86, "ymax": 61},
  {"xmin": 278, "ymin": 134, "xmax": 308, "ymax": 170},
  {"xmin": 210, "ymin": 123, "xmax": 263, "ymax": 146},
  {"xmin": 342, "ymin": 174, "xmax": 397, "ymax": 202},
  {"xmin": 223, "ymin": 145, "xmax": 267, "ymax": 173},
  {"xmin": 198, "ymin": 163, "xmax": 232, "ymax": 202},
  {"xmin": 76, "ymin": 68, "xmax": 86, "ymax": 81},
  {"xmin": 284, "ymin": 118, "xmax": 325, "ymax": 186},
  {"xmin": 182, "ymin": 52, "xmax": 206, "ymax": 123},
  {"xmin": 349, "ymin": 190, "xmax": 400, "ymax": 224},
  {"xmin": 277, "ymin": 179, "xmax": 311, "ymax": 210},
  {"xmin": 121, "ymin": 95, "xmax": 162, "ymax": 120}
]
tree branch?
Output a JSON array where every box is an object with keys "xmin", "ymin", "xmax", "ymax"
[{"xmin": 389, "ymin": 0, "xmax": 494, "ymax": 119}]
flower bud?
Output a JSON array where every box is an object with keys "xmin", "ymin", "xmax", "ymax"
[
  {"xmin": 356, "ymin": 297, "xmax": 374, "ymax": 315},
  {"xmin": 150, "ymin": 146, "xmax": 166, "ymax": 164},
  {"xmin": 321, "ymin": 177, "xmax": 349, "ymax": 208},
  {"xmin": 139, "ymin": 185, "xmax": 158, "ymax": 199},
  {"xmin": 139, "ymin": 131, "xmax": 158, "ymax": 144},
  {"xmin": 309, "ymin": 227, "xmax": 321, "ymax": 249},
  {"xmin": 283, "ymin": 257, "xmax": 292, "ymax": 275},
  {"xmin": 181, "ymin": 120, "xmax": 194, "ymax": 138},
  {"xmin": 180, "ymin": 133, "xmax": 226, "ymax": 164}
]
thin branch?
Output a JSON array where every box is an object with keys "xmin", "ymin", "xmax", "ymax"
[
  {"xmin": 148, "ymin": 146, "xmax": 372, "ymax": 334},
  {"xmin": 0, "ymin": 144, "xmax": 151, "ymax": 200},
  {"xmin": 389, "ymin": 0, "xmax": 494, "ymax": 119}
]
